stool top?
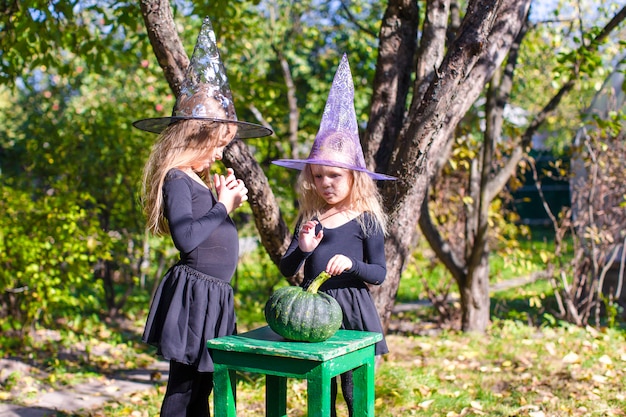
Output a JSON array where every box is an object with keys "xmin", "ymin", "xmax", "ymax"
[{"xmin": 207, "ymin": 326, "xmax": 382, "ymax": 361}]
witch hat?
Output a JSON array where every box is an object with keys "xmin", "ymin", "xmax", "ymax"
[
  {"xmin": 133, "ymin": 16, "xmax": 273, "ymax": 139},
  {"xmin": 272, "ymin": 54, "xmax": 395, "ymax": 180}
]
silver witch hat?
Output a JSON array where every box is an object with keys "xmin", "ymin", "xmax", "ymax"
[{"xmin": 133, "ymin": 17, "xmax": 273, "ymax": 139}]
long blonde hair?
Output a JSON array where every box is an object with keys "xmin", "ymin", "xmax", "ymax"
[
  {"xmin": 141, "ymin": 119, "xmax": 232, "ymax": 236},
  {"xmin": 296, "ymin": 165, "xmax": 388, "ymax": 236}
]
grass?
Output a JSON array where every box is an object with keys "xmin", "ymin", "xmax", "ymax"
[
  {"xmin": 3, "ymin": 276, "xmax": 625, "ymax": 416},
  {"xmin": 39, "ymin": 312, "xmax": 623, "ymax": 417},
  {"xmin": 2, "ymin": 228, "xmax": 626, "ymax": 416}
]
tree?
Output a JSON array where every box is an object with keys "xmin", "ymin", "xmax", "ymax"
[
  {"xmin": 138, "ymin": 0, "xmax": 625, "ymax": 334},
  {"xmin": 3, "ymin": 0, "xmax": 622, "ymax": 334},
  {"xmin": 414, "ymin": 3, "xmax": 626, "ymax": 331}
]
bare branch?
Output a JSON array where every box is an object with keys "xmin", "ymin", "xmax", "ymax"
[
  {"xmin": 339, "ymin": 1, "xmax": 378, "ymax": 38},
  {"xmin": 418, "ymin": 190, "xmax": 467, "ymax": 283}
]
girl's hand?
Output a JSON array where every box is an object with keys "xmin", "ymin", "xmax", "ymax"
[
  {"xmin": 326, "ymin": 254, "xmax": 353, "ymax": 276},
  {"xmin": 214, "ymin": 168, "xmax": 248, "ymax": 213},
  {"xmin": 298, "ymin": 219, "xmax": 323, "ymax": 252}
]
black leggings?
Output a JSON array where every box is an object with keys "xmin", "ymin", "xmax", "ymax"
[
  {"xmin": 331, "ymin": 370, "xmax": 354, "ymax": 417},
  {"xmin": 160, "ymin": 360, "xmax": 213, "ymax": 417}
]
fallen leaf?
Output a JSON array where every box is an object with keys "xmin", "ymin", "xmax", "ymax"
[
  {"xmin": 105, "ymin": 385, "xmax": 119, "ymax": 393},
  {"xmin": 562, "ymin": 352, "xmax": 581, "ymax": 364},
  {"xmin": 470, "ymin": 400, "xmax": 483, "ymax": 410},
  {"xmin": 418, "ymin": 399, "xmax": 434, "ymax": 409},
  {"xmin": 592, "ymin": 374, "xmax": 608, "ymax": 384}
]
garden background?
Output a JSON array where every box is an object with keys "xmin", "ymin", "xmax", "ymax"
[{"xmin": 1, "ymin": 0, "xmax": 625, "ymax": 415}]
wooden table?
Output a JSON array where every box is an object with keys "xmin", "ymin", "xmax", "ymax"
[{"xmin": 206, "ymin": 326, "xmax": 381, "ymax": 417}]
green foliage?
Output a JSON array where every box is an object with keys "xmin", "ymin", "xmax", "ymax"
[
  {"xmin": 0, "ymin": 185, "xmax": 108, "ymax": 330},
  {"xmin": 0, "ymin": 0, "xmax": 150, "ymax": 86},
  {"xmin": 0, "ymin": 0, "xmax": 386, "ymax": 336},
  {"xmin": 513, "ymin": 5, "xmax": 624, "ymax": 153},
  {"xmin": 1, "ymin": 0, "xmax": 622, "ymax": 342},
  {"xmin": 0, "ymin": 29, "xmax": 170, "ymax": 328}
]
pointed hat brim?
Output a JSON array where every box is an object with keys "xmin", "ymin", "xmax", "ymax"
[
  {"xmin": 132, "ymin": 116, "xmax": 273, "ymax": 138},
  {"xmin": 272, "ymin": 158, "xmax": 396, "ymax": 180}
]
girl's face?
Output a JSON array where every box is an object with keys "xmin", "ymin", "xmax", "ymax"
[
  {"xmin": 191, "ymin": 126, "xmax": 236, "ymax": 172},
  {"xmin": 310, "ymin": 165, "xmax": 353, "ymax": 208}
]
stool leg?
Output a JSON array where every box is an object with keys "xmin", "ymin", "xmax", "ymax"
[
  {"xmin": 213, "ymin": 364, "xmax": 237, "ymax": 417},
  {"xmin": 307, "ymin": 372, "xmax": 331, "ymax": 417},
  {"xmin": 352, "ymin": 355, "xmax": 375, "ymax": 416},
  {"xmin": 266, "ymin": 375, "xmax": 287, "ymax": 417}
]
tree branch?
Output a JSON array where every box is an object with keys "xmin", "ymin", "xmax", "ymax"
[
  {"xmin": 418, "ymin": 193, "xmax": 467, "ymax": 282},
  {"xmin": 339, "ymin": 1, "xmax": 379, "ymax": 38},
  {"xmin": 139, "ymin": 0, "xmax": 189, "ymax": 95},
  {"xmin": 362, "ymin": 0, "xmax": 419, "ymax": 171},
  {"xmin": 272, "ymin": 45, "xmax": 301, "ymax": 159}
]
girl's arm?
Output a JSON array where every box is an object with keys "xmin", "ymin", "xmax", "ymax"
[
  {"xmin": 164, "ymin": 175, "xmax": 229, "ymax": 254},
  {"xmin": 279, "ymin": 226, "xmax": 312, "ymax": 277},
  {"xmin": 346, "ymin": 227, "xmax": 387, "ymax": 285}
]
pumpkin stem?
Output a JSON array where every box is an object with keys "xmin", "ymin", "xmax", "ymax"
[{"xmin": 307, "ymin": 271, "xmax": 332, "ymax": 294}]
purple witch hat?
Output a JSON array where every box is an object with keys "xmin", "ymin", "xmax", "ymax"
[
  {"xmin": 133, "ymin": 17, "xmax": 273, "ymax": 139},
  {"xmin": 272, "ymin": 54, "xmax": 395, "ymax": 180}
]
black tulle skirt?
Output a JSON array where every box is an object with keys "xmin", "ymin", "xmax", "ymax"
[
  {"xmin": 142, "ymin": 264, "xmax": 236, "ymax": 372},
  {"xmin": 323, "ymin": 285, "xmax": 389, "ymax": 356}
]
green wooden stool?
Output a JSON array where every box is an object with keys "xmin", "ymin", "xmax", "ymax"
[{"xmin": 206, "ymin": 325, "xmax": 381, "ymax": 417}]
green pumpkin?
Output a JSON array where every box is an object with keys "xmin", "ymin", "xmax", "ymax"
[{"xmin": 265, "ymin": 271, "xmax": 343, "ymax": 342}]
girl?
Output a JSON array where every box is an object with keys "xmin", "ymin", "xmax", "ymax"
[
  {"xmin": 141, "ymin": 119, "xmax": 246, "ymax": 416},
  {"xmin": 134, "ymin": 17, "xmax": 272, "ymax": 417},
  {"xmin": 273, "ymin": 54, "xmax": 395, "ymax": 417}
]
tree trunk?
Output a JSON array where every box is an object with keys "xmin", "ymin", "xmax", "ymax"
[
  {"xmin": 362, "ymin": 0, "xmax": 419, "ymax": 171},
  {"xmin": 138, "ymin": 0, "xmax": 190, "ymax": 97},
  {"xmin": 459, "ymin": 248, "xmax": 491, "ymax": 332},
  {"xmin": 221, "ymin": 140, "xmax": 293, "ymax": 273},
  {"xmin": 370, "ymin": 0, "xmax": 530, "ymax": 333}
]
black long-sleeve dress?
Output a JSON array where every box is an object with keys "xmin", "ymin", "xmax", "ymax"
[
  {"xmin": 279, "ymin": 213, "xmax": 388, "ymax": 355},
  {"xmin": 143, "ymin": 168, "xmax": 238, "ymax": 372}
]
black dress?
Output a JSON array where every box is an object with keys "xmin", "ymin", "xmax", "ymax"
[
  {"xmin": 143, "ymin": 169, "xmax": 238, "ymax": 372},
  {"xmin": 279, "ymin": 213, "xmax": 389, "ymax": 355}
]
